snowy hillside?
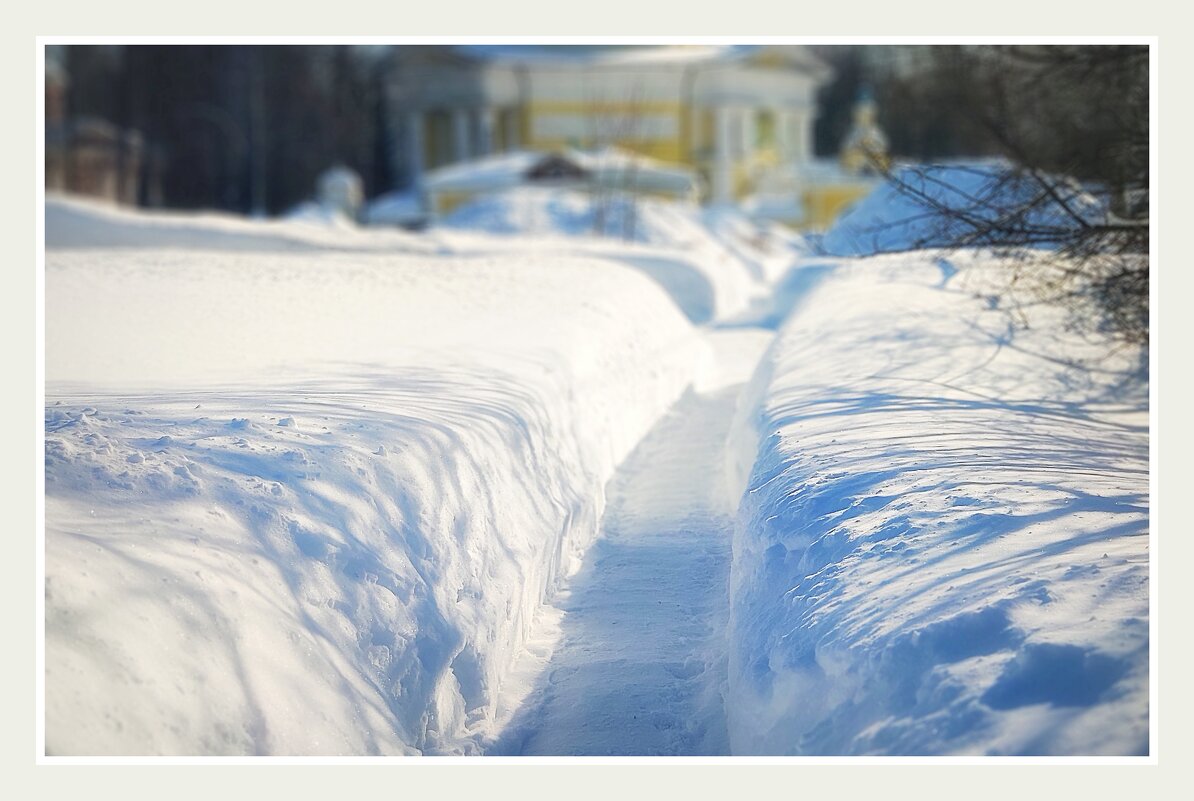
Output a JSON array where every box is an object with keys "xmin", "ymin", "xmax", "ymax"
[
  {"xmin": 45, "ymin": 249, "xmax": 704, "ymax": 755},
  {"xmin": 725, "ymin": 252, "xmax": 1148, "ymax": 755}
]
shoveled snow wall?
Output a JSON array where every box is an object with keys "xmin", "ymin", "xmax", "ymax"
[
  {"xmin": 44, "ymin": 249, "xmax": 704, "ymax": 755},
  {"xmin": 724, "ymin": 251, "xmax": 1149, "ymax": 755}
]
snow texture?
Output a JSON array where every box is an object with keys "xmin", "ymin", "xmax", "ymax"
[
  {"xmin": 725, "ymin": 251, "xmax": 1148, "ymax": 755},
  {"xmin": 43, "ymin": 189, "xmax": 1148, "ymax": 758},
  {"xmin": 45, "ymin": 247, "xmax": 705, "ymax": 755},
  {"xmin": 438, "ymin": 188, "xmax": 795, "ymax": 322},
  {"xmin": 45, "ymin": 191, "xmax": 779, "ymax": 326}
]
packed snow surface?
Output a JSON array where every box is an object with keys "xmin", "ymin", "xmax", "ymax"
[
  {"xmin": 45, "ymin": 247, "xmax": 705, "ymax": 755},
  {"xmin": 726, "ymin": 251, "xmax": 1148, "ymax": 755},
  {"xmin": 488, "ymin": 330, "xmax": 772, "ymax": 755}
]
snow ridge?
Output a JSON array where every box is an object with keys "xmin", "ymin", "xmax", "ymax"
[
  {"xmin": 725, "ymin": 252, "xmax": 1148, "ymax": 755},
  {"xmin": 45, "ymin": 252, "xmax": 704, "ymax": 755}
]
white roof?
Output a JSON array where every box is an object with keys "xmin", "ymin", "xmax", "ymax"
[
  {"xmin": 423, "ymin": 147, "xmax": 699, "ymax": 196},
  {"xmin": 453, "ymin": 45, "xmax": 749, "ymax": 67}
]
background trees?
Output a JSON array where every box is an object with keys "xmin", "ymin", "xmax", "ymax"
[
  {"xmin": 813, "ymin": 45, "xmax": 1149, "ymax": 344},
  {"xmin": 61, "ymin": 45, "xmax": 388, "ymax": 215}
]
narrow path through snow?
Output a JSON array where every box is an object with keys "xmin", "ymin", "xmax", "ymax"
[{"xmin": 485, "ymin": 330, "xmax": 772, "ymax": 756}]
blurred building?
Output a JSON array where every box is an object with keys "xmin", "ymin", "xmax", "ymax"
[
  {"xmin": 794, "ymin": 87, "xmax": 891, "ymax": 230},
  {"xmin": 44, "ymin": 48, "xmax": 157, "ymax": 206},
  {"xmin": 383, "ymin": 45, "xmax": 832, "ymax": 217},
  {"xmin": 420, "ymin": 146, "xmax": 700, "ymax": 218}
]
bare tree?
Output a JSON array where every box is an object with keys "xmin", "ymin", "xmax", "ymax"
[{"xmin": 846, "ymin": 45, "xmax": 1148, "ymax": 344}]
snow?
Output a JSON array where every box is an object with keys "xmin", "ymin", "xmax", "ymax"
[
  {"xmin": 724, "ymin": 251, "xmax": 1148, "ymax": 755},
  {"xmin": 821, "ymin": 161, "xmax": 1108, "ymax": 257},
  {"xmin": 43, "ymin": 183, "xmax": 1149, "ymax": 758},
  {"xmin": 487, "ymin": 330, "xmax": 772, "ymax": 755},
  {"xmin": 424, "ymin": 148, "xmax": 698, "ymax": 199},
  {"xmin": 453, "ymin": 44, "xmax": 749, "ymax": 67},
  {"xmin": 423, "ymin": 151, "xmax": 545, "ymax": 194},
  {"xmin": 45, "ymin": 246, "xmax": 706, "ymax": 755},
  {"xmin": 438, "ymin": 188, "xmax": 776, "ymax": 323},
  {"xmin": 362, "ymin": 190, "xmax": 426, "ymax": 228},
  {"xmin": 45, "ymin": 191, "xmax": 776, "ymax": 326},
  {"xmin": 46, "ymin": 193, "xmax": 434, "ymax": 254}
]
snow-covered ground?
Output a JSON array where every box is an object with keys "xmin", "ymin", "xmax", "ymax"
[
  {"xmin": 43, "ymin": 183, "xmax": 1149, "ymax": 758},
  {"xmin": 439, "ymin": 188, "xmax": 794, "ymax": 322},
  {"xmin": 725, "ymin": 251, "xmax": 1148, "ymax": 755},
  {"xmin": 46, "ymin": 191, "xmax": 787, "ymax": 326},
  {"xmin": 45, "ymin": 192, "xmax": 436, "ymax": 255},
  {"xmin": 45, "ymin": 246, "xmax": 705, "ymax": 755},
  {"xmin": 486, "ymin": 329, "xmax": 772, "ymax": 756}
]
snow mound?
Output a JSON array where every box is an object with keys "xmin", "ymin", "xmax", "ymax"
[
  {"xmin": 725, "ymin": 251, "xmax": 1148, "ymax": 755},
  {"xmin": 440, "ymin": 186, "xmax": 714, "ymax": 248},
  {"xmin": 437, "ymin": 187, "xmax": 817, "ymax": 322},
  {"xmin": 821, "ymin": 161, "xmax": 1108, "ymax": 257},
  {"xmin": 437, "ymin": 188, "xmax": 775, "ymax": 324},
  {"xmin": 45, "ymin": 250, "xmax": 705, "ymax": 755},
  {"xmin": 363, "ymin": 190, "xmax": 427, "ymax": 228},
  {"xmin": 45, "ymin": 193, "xmax": 434, "ymax": 254}
]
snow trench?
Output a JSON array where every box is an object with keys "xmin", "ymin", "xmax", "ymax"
[
  {"xmin": 44, "ymin": 251, "xmax": 706, "ymax": 755},
  {"xmin": 724, "ymin": 252, "xmax": 1149, "ymax": 755}
]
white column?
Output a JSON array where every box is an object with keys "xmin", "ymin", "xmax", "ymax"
[
  {"xmin": 452, "ymin": 109, "xmax": 471, "ymax": 162},
  {"xmin": 406, "ymin": 111, "xmax": 425, "ymax": 188},
  {"xmin": 712, "ymin": 106, "xmax": 733, "ymax": 204},
  {"xmin": 801, "ymin": 113, "xmax": 815, "ymax": 163}
]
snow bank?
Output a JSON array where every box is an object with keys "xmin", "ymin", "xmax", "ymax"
[
  {"xmin": 45, "ymin": 193, "xmax": 434, "ymax": 254},
  {"xmin": 45, "ymin": 249, "xmax": 704, "ymax": 755},
  {"xmin": 726, "ymin": 252, "xmax": 1148, "ymax": 755},
  {"xmin": 821, "ymin": 161, "xmax": 1107, "ymax": 257},
  {"xmin": 437, "ymin": 187, "xmax": 782, "ymax": 322},
  {"xmin": 363, "ymin": 190, "xmax": 427, "ymax": 228},
  {"xmin": 46, "ymin": 193, "xmax": 782, "ymax": 326}
]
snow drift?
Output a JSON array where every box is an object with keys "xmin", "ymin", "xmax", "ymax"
[
  {"xmin": 438, "ymin": 187, "xmax": 804, "ymax": 322},
  {"xmin": 44, "ymin": 248, "xmax": 705, "ymax": 755},
  {"xmin": 820, "ymin": 161, "xmax": 1107, "ymax": 257},
  {"xmin": 725, "ymin": 251, "xmax": 1148, "ymax": 755},
  {"xmin": 45, "ymin": 192, "xmax": 780, "ymax": 327}
]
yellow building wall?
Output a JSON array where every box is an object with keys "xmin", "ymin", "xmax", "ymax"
[
  {"xmin": 522, "ymin": 101, "xmax": 693, "ymax": 168},
  {"xmin": 430, "ymin": 190, "xmax": 476, "ymax": 217},
  {"xmin": 800, "ymin": 184, "xmax": 874, "ymax": 231}
]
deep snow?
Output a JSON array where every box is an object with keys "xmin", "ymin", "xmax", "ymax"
[
  {"xmin": 45, "ymin": 191, "xmax": 782, "ymax": 326},
  {"xmin": 725, "ymin": 251, "xmax": 1148, "ymax": 755},
  {"xmin": 45, "ymin": 249, "xmax": 705, "ymax": 754},
  {"xmin": 43, "ymin": 188, "xmax": 1149, "ymax": 758},
  {"xmin": 486, "ymin": 330, "xmax": 772, "ymax": 756}
]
